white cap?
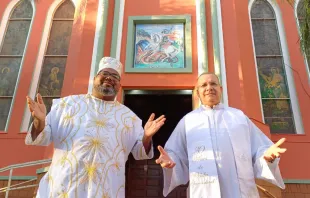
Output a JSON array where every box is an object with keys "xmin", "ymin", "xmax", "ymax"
[{"xmin": 97, "ymin": 57, "xmax": 122, "ymax": 76}]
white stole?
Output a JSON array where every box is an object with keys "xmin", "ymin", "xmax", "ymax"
[{"xmin": 185, "ymin": 108, "xmax": 221, "ymax": 198}]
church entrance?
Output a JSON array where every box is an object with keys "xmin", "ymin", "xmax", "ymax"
[{"xmin": 124, "ymin": 90, "xmax": 192, "ymax": 198}]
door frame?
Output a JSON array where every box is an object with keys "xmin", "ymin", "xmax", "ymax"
[{"xmin": 122, "ymin": 89, "xmax": 196, "ymax": 109}]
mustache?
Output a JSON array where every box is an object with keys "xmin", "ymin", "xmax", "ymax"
[{"xmin": 94, "ymin": 84, "xmax": 116, "ymax": 96}]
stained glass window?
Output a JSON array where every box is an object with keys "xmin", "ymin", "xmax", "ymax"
[
  {"xmin": 35, "ymin": 0, "xmax": 75, "ymax": 113},
  {"xmin": 251, "ymin": 0, "xmax": 296, "ymax": 133},
  {"xmin": 0, "ymin": 0, "xmax": 33, "ymax": 130}
]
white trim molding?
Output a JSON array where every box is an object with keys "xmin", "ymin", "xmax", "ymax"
[
  {"xmin": 248, "ymin": 0, "xmax": 304, "ymax": 134},
  {"xmin": 20, "ymin": 0, "xmax": 77, "ymax": 132},
  {"xmin": 196, "ymin": 0, "xmax": 208, "ymax": 76},
  {"xmin": 210, "ymin": 0, "xmax": 228, "ymax": 106},
  {"xmin": 87, "ymin": 0, "xmax": 109, "ymax": 93},
  {"xmin": 115, "ymin": 0, "xmax": 125, "ymax": 61},
  {"xmin": 88, "ymin": 0, "xmax": 125, "ymax": 93},
  {"xmin": 0, "ymin": 0, "xmax": 36, "ymax": 132}
]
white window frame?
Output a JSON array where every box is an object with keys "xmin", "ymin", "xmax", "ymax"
[
  {"xmin": 248, "ymin": 0, "xmax": 304, "ymax": 134},
  {"xmin": 20, "ymin": 0, "xmax": 77, "ymax": 132},
  {"xmin": 0, "ymin": 0, "xmax": 35, "ymax": 132}
]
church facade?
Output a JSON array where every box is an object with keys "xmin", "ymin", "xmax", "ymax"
[{"xmin": 0, "ymin": 0, "xmax": 309, "ymax": 197}]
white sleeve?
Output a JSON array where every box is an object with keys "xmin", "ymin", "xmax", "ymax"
[
  {"xmin": 130, "ymin": 118, "xmax": 154, "ymax": 160},
  {"xmin": 25, "ymin": 100, "xmax": 58, "ymax": 146},
  {"xmin": 248, "ymin": 118, "xmax": 285, "ymax": 189},
  {"xmin": 162, "ymin": 118, "xmax": 189, "ymax": 197}
]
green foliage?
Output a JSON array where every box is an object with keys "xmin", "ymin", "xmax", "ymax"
[{"xmin": 298, "ymin": 0, "xmax": 310, "ymax": 58}]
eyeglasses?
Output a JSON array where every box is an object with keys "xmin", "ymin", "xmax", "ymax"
[{"xmin": 98, "ymin": 71, "xmax": 120, "ymax": 81}]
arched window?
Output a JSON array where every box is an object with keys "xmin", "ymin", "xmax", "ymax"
[
  {"xmin": 250, "ymin": 0, "xmax": 297, "ymax": 134},
  {"xmin": 0, "ymin": 0, "xmax": 33, "ymax": 131},
  {"xmin": 296, "ymin": 0, "xmax": 310, "ymax": 77},
  {"xmin": 35, "ymin": 0, "xmax": 75, "ymax": 113}
]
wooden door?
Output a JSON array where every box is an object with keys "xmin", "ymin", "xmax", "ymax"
[
  {"xmin": 126, "ymin": 154, "xmax": 188, "ymax": 198},
  {"xmin": 124, "ymin": 92, "xmax": 192, "ymax": 198}
]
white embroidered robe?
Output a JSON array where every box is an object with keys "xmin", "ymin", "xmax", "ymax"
[{"xmin": 25, "ymin": 94, "xmax": 153, "ymax": 198}]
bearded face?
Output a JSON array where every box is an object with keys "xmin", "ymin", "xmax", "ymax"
[{"xmin": 93, "ymin": 68, "xmax": 121, "ymax": 97}]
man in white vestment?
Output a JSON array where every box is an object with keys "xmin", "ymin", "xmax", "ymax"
[
  {"xmin": 155, "ymin": 72, "xmax": 287, "ymax": 198},
  {"xmin": 25, "ymin": 57, "xmax": 166, "ymax": 198}
]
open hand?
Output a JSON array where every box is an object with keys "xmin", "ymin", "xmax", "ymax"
[
  {"xmin": 264, "ymin": 138, "xmax": 287, "ymax": 163},
  {"xmin": 26, "ymin": 93, "xmax": 46, "ymax": 122},
  {"xmin": 144, "ymin": 113, "xmax": 165, "ymax": 138},
  {"xmin": 155, "ymin": 146, "xmax": 175, "ymax": 168}
]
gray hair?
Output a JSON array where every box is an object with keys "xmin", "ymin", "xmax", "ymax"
[{"xmin": 197, "ymin": 72, "xmax": 221, "ymax": 85}]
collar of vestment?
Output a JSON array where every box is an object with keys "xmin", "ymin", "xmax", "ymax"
[
  {"xmin": 88, "ymin": 93, "xmax": 117, "ymax": 104},
  {"xmin": 201, "ymin": 103, "xmax": 225, "ymax": 111}
]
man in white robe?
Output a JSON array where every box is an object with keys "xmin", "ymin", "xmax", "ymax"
[
  {"xmin": 155, "ymin": 72, "xmax": 287, "ymax": 198},
  {"xmin": 25, "ymin": 57, "xmax": 166, "ymax": 198}
]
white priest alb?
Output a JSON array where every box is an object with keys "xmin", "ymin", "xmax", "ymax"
[{"xmin": 162, "ymin": 103, "xmax": 285, "ymax": 198}]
